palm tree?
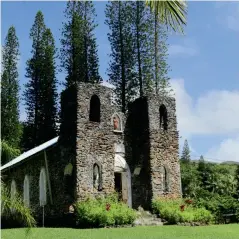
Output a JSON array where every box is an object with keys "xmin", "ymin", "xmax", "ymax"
[
  {"xmin": 145, "ymin": 0, "xmax": 187, "ymax": 33},
  {"xmin": 1, "ymin": 180, "xmax": 36, "ymax": 229}
]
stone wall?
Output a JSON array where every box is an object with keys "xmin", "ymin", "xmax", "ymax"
[
  {"xmin": 1, "ymin": 83, "xmax": 181, "ymax": 225},
  {"xmin": 75, "ymin": 83, "xmax": 124, "ymax": 200},
  {"xmin": 59, "ymin": 85, "xmax": 78, "ymax": 202},
  {"xmin": 147, "ymin": 94, "xmax": 181, "ymax": 199},
  {"xmin": 124, "ymin": 97, "xmax": 152, "ymax": 209},
  {"xmin": 124, "ymin": 94, "xmax": 181, "ymax": 209},
  {"xmin": 1, "ymin": 144, "xmax": 69, "ymax": 225},
  {"xmin": 1, "ymin": 86, "xmax": 80, "ymax": 226}
]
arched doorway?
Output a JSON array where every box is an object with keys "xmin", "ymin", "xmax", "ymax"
[{"xmin": 114, "ymin": 154, "xmax": 132, "ymax": 208}]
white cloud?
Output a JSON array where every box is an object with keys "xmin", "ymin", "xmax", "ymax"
[
  {"xmin": 216, "ymin": 2, "xmax": 239, "ymax": 32},
  {"xmin": 168, "ymin": 45, "xmax": 198, "ymax": 57},
  {"xmin": 227, "ymin": 15, "xmax": 239, "ymax": 32},
  {"xmin": 171, "ymin": 78, "xmax": 239, "ymax": 138},
  {"xmin": 171, "ymin": 78, "xmax": 239, "ymax": 162},
  {"xmin": 206, "ymin": 136, "xmax": 239, "ymax": 163},
  {"xmin": 168, "ymin": 38, "xmax": 199, "ymax": 57}
]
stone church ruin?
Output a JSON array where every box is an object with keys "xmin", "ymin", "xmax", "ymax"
[{"xmin": 1, "ymin": 82, "xmax": 181, "ymax": 224}]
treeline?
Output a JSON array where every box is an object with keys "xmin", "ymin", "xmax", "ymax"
[
  {"xmin": 180, "ymin": 139, "xmax": 239, "ymax": 219},
  {"xmin": 1, "ymin": 1, "xmax": 172, "ymax": 165}
]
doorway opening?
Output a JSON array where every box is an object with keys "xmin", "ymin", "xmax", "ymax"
[{"xmin": 114, "ymin": 172, "xmax": 122, "ymax": 201}]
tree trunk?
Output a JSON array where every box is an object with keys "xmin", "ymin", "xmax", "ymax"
[
  {"xmin": 136, "ymin": 1, "xmax": 143, "ymax": 97},
  {"xmin": 154, "ymin": 10, "xmax": 159, "ymax": 95},
  {"xmin": 119, "ymin": 2, "xmax": 126, "ymax": 113},
  {"xmin": 84, "ymin": 2, "xmax": 89, "ymax": 83}
]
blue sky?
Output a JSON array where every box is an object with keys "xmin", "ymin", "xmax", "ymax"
[{"xmin": 2, "ymin": 1, "xmax": 239, "ymax": 163}]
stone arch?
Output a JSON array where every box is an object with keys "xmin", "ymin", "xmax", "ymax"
[
  {"xmin": 23, "ymin": 175, "xmax": 30, "ymax": 207},
  {"xmin": 161, "ymin": 165, "xmax": 170, "ymax": 192},
  {"xmin": 64, "ymin": 162, "xmax": 73, "ymax": 197},
  {"xmin": 39, "ymin": 167, "xmax": 47, "ymax": 206},
  {"xmin": 114, "ymin": 154, "xmax": 132, "ymax": 207},
  {"xmin": 64, "ymin": 162, "xmax": 73, "ymax": 176},
  {"xmin": 89, "ymin": 94, "xmax": 100, "ymax": 122},
  {"xmin": 111, "ymin": 113, "xmax": 122, "ymax": 132},
  {"xmin": 93, "ymin": 163, "xmax": 102, "ymax": 191},
  {"xmin": 159, "ymin": 104, "xmax": 168, "ymax": 130},
  {"xmin": 11, "ymin": 179, "xmax": 17, "ymax": 201},
  {"xmin": 10, "ymin": 179, "xmax": 17, "ymax": 212}
]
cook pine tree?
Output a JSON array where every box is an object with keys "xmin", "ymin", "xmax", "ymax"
[
  {"xmin": 23, "ymin": 11, "xmax": 58, "ymax": 150},
  {"xmin": 132, "ymin": 1, "xmax": 154, "ymax": 96},
  {"xmin": 1, "ymin": 26, "xmax": 22, "ymax": 163},
  {"xmin": 181, "ymin": 139, "xmax": 191, "ymax": 163},
  {"xmin": 60, "ymin": 0, "xmax": 101, "ymax": 88},
  {"xmin": 106, "ymin": 1, "xmax": 137, "ymax": 113},
  {"xmin": 152, "ymin": 8, "xmax": 172, "ymax": 97}
]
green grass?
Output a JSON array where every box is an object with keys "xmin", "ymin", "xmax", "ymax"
[{"xmin": 1, "ymin": 225, "xmax": 239, "ymax": 239}]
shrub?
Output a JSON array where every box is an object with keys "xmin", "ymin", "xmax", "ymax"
[
  {"xmin": 1, "ymin": 181, "xmax": 36, "ymax": 229},
  {"xmin": 152, "ymin": 198, "xmax": 213, "ymax": 225},
  {"xmin": 193, "ymin": 194, "xmax": 239, "ymax": 223},
  {"xmin": 75, "ymin": 194, "xmax": 136, "ymax": 228}
]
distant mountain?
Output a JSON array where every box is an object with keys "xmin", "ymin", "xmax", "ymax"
[
  {"xmin": 221, "ymin": 161, "xmax": 239, "ymax": 165},
  {"xmin": 186, "ymin": 159, "xmax": 239, "ymax": 165}
]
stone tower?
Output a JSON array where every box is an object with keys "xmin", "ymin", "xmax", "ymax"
[
  {"xmin": 124, "ymin": 94, "xmax": 181, "ymax": 209},
  {"xmin": 59, "ymin": 82, "xmax": 181, "ymax": 209},
  {"xmin": 75, "ymin": 82, "xmax": 125, "ymax": 201}
]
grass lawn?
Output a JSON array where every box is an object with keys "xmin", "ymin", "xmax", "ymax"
[{"xmin": 1, "ymin": 224, "xmax": 239, "ymax": 239}]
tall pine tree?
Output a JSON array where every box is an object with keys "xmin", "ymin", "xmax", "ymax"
[
  {"xmin": 152, "ymin": 11, "xmax": 172, "ymax": 97},
  {"xmin": 180, "ymin": 139, "xmax": 191, "ymax": 163},
  {"xmin": 38, "ymin": 28, "xmax": 58, "ymax": 143},
  {"xmin": 106, "ymin": 1, "xmax": 137, "ymax": 112},
  {"xmin": 132, "ymin": 1, "xmax": 154, "ymax": 96},
  {"xmin": 1, "ymin": 26, "xmax": 21, "ymax": 163},
  {"xmin": 23, "ymin": 11, "xmax": 57, "ymax": 149},
  {"xmin": 156, "ymin": 24, "xmax": 172, "ymax": 97},
  {"xmin": 82, "ymin": 1, "xmax": 101, "ymax": 84},
  {"xmin": 60, "ymin": 0, "xmax": 101, "ymax": 87}
]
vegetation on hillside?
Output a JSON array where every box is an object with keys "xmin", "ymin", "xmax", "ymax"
[{"xmin": 180, "ymin": 139, "xmax": 239, "ymax": 223}]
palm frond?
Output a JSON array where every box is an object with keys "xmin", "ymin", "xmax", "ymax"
[{"xmin": 145, "ymin": 0, "xmax": 187, "ymax": 33}]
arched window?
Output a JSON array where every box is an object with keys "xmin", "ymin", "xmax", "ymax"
[
  {"xmin": 159, "ymin": 104, "xmax": 168, "ymax": 130},
  {"xmin": 10, "ymin": 180, "xmax": 17, "ymax": 213},
  {"xmin": 162, "ymin": 166, "xmax": 169, "ymax": 192},
  {"xmin": 93, "ymin": 163, "xmax": 102, "ymax": 191},
  {"xmin": 112, "ymin": 113, "xmax": 122, "ymax": 132},
  {"xmin": 64, "ymin": 162, "xmax": 73, "ymax": 176},
  {"xmin": 11, "ymin": 180, "xmax": 17, "ymax": 201},
  {"xmin": 64, "ymin": 162, "xmax": 73, "ymax": 195},
  {"xmin": 24, "ymin": 175, "xmax": 30, "ymax": 207},
  {"xmin": 89, "ymin": 95, "xmax": 100, "ymax": 122},
  {"xmin": 39, "ymin": 168, "xmax": 47, "ymax": 206}
]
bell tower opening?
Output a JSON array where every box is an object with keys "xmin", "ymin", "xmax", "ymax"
[{"xmin": 89, "ymin": 94, "xmax": 100, "ymax": 122}]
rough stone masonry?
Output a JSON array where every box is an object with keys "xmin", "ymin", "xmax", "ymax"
[{"xmin": 1, "ymin": 82, "xmax": 181, "ymax": 225}]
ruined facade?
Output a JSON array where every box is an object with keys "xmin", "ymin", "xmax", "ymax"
[{"xmin": 1, "ymin": 82, "xmax": 181, "ymax": 224}]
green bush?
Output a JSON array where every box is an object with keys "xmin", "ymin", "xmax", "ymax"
[
  {"xmin": 75, "ymin": 194, "xmax": 136, "ymax": 228},
  {"xmin": 152, "ymin": 198, "xmax": 213, "ymax": 225},
  {"xmin": 193, "ymin": 194, "xmax": 239, "ymax": 223}
]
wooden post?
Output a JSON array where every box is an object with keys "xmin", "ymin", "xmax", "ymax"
[{"xmin": 42, "ymin": 205, "xmax": 45, "ymax": 227}]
